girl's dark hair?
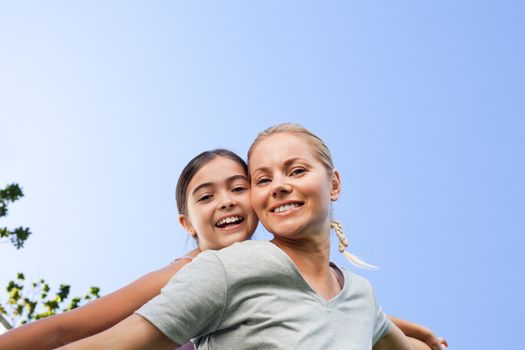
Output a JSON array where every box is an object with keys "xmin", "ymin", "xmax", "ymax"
[{"xmin": 176, "ymin": 149, "xmax": 248, "ymax": 215}]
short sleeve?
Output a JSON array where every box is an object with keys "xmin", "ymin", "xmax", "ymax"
[
  {"xmin": 135, "ymin": 251, "xmax": 228, "ymax": 345},
  {"xmin": 372, "ymin": 289, "xmax": 394, "ymax": 345}
]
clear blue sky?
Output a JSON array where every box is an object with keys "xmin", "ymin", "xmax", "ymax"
[{"xmin": 1, "ymin": 1, "xmax": 524, "ymax": 348}]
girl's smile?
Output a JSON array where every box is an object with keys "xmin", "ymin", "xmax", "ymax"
[{"xmin": 179, "ymin": 156, "xmax": 258, "ymax": 250}]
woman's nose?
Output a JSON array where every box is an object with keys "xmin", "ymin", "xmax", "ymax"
[{"xmin": 271, "ymin": 177, "xmax": 292, "ymax": 198}]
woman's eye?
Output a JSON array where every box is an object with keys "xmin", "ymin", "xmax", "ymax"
[
  {"xmin": 290, "ymin": 168, "xmax": 306, "ymax": 176},
  {"xmin": 232, "ymin": 186, "xmax": 246, "ymax": 193},
  {"xmin": 255, "ymin": 177, "xmax": 271, "ymax": 185}
]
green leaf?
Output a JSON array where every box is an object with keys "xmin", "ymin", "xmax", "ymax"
[
  {"xmin": 57, "ymin": 285, "xmax": 71, "ymax": 301},
  {"xmin": 0, "ymin": 184, "xmax": 101, "ymax": 326},
  {"xmin": 89, "ymin": 286, "xmax": 101, "ymax": 298}
]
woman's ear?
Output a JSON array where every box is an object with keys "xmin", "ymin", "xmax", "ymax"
[
  {"xmin": 179, "ymin": 214, "xmax": 197, "ymax": 238},
  {"xmin": 330, "ymin": 170, "xmax": 342, "ymax": 201}
]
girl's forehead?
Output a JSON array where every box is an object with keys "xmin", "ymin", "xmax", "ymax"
[
  {"xmin": 202, "ymin": 156, "xmax": 246, "ymax": 172},
  {"xmin": 191, "ymin": 157, "xmax": 248, "ymax": 187}
]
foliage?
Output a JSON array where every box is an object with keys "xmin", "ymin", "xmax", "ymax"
[
  {"xmin": 1, "ymin": 183, "xmax": 100, "ymax": 328},
  {"xmin": 0, "ymin": 273, "xmax": 100, "ymax": 327},
  {"xmin": 0, "ymin": 184, "xmax": 32, "ymax": 249}
]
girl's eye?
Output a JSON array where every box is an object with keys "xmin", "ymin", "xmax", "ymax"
[
  {"xmin": 198, "ymin": 194, "xmax": 213, "ymax": 202},
  {"xmin": 290, "ymin": 168, "xmax": 306, "ymax": 176},
  {"xmin": 232, "ymin": 186, "xmax": 246, "ymax": 193}
]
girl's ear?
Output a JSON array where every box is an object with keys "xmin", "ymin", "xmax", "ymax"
[
  {"xmin": 179, "ymin": 214, "xmax": 197, "ymax": 238},
  {"xmin": 330, "ymin": 170, "xmax": 342, "ymax": 201}
]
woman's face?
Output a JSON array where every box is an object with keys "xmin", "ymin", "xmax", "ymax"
[
  {"xmin": 249, "ymin": 133, "xmax": 340, "ymax": 240},
  {"xmin": 179, "ymin": 156, "xmax": 258, "ymax": 251}
]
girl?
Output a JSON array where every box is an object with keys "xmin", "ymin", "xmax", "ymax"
[
  {"xmin": 51, "ymin": 124, "xmax": 445, "ymax": 349},
  {"xmin": 0, "ymin": 149, "xmax": 257, "ymax": 350}
]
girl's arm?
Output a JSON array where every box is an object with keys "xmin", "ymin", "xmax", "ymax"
[
  {"xmin": 55, "ymin": 315, "xmax": 429, "ymax": 350},
  {"xmin": 56, "ymin": 314, "xmax": 176, "ymax": 350},
  {"xmin": 373, "ymin": 324, "xmax": 414, "ymax": 350},
  {"xmin": 409, "ymin": 337, "xmax": 436, "ymax": 350},
  {"xmin": 0, "ymin": 255, "xmax": 195, "ymax": 350},
  {"xmin": 388, "ymin": 315, "xmax": 448, "ymax": 350}
]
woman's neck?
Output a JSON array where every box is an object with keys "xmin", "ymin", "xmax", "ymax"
[
  {"xmin": 271, "ymin": 231, "xmax": 341, "ymax": 300},
  {"xmin": 272, "ymin": 235, "xmax": 330, "ymax": 272}
]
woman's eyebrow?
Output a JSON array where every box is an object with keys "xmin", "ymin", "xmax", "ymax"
[
  {"xmin": 251, "ymin": 158, "xmax": 309, "ymax": 175},
  {"xmin": 250, "ymin": 166, "xmax": 269, "ymax": 175},
  {"xmin": 283, "ymin": 157, "xmax": 309, "ymax": 168}
]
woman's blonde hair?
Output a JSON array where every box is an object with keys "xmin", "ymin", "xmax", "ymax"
[
  {"xmin": 247, "ymin": 123, "xmax": 377, "ymax": 269},
  {"xmin": 247, "ymin": 123, "xmax": 334, "ymax": 175}
]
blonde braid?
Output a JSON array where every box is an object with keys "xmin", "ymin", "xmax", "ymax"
[{"xmin": 331, "ymin": 220, "xmax": 378, "ymax": 269}]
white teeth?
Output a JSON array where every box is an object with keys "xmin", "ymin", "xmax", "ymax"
[
  {"xmin": 273, "ymin": 203, "xmax": 299, "ymax": 213},
  {"xmin": 217, "ymin": 216, "xmax": 241, "ymax": 226}
]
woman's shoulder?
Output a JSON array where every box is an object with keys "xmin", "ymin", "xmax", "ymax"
[
  {"xmin": 332, "ymin": 262, "xmax": 375, "ymax": 295},
  {"xmin": 187, "ymin": 241, "xmax": 271, "ymax": 267},
  {"xmin": 211, "ymin": 240, "xmax": 283, "ymax": 269},
  {"xmin": 217, "ymin": 240, "xmax": 272, "ymax": 255}
]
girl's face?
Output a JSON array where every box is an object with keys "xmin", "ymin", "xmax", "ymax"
[
  {"xmin": 179, "ymin": 156, "xmax": 258, "ymax": 251},
  {"xmin": 249, "ymin": 133, "xmax": 341, "ymax": 240}
]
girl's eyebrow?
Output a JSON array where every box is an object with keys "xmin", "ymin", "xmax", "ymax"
[
  {"xmin": 192, "ymin": 175, "xmax": 249, "ymax": 196},
  {"xmin": 227, "ymin": 174, "xmax": 250, "ymax": 184},
  {"xmin": 192, "ymin": 182, "xmax": 214, "ymax": 196}
]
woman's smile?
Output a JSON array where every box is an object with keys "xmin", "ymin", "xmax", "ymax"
[
  {"xmin": 249, "ymin": 132, "xmax": 339, "ymax": 240},
  {"xmin": 269, "ymin": 201, "xmax": 304, "ymax": 215}
]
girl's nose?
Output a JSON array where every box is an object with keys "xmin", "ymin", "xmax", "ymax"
[{"xmin": 219, "ymin": 198, "xmax": 237, "ymax": 210}]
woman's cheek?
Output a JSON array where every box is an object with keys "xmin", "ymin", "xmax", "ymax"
[{"xmin": 251, "ymin": 191, "xmax": 264, "ymax": 214}]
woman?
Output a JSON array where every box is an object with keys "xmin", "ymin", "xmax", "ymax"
[{"xmin": 52, "ymin": 123, "xmax": 445, "ymax": 349}]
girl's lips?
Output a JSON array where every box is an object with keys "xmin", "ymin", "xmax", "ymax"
[
  {"xmin": 215, "ymin": 217, "xmax": 245, "ymax": 230},
  {"xmin": 215, "ymin": 215, "xmax": 244, "ymax": 227}
]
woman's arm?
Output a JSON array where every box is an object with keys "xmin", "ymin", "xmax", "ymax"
[
  {"xmin": 373, "ymin": 324, "xmax": 414, "ymax": 350},
  {"xmin": 56, "ymin": 314, "xmax": 176, "ymax": 350},
  {"xmin": 388, "ymin": 315, "xmax": 447, "ymax": 350},
  {"xmin": 0, "ymin": 255, "xmax": 195, "ymax": 350}
]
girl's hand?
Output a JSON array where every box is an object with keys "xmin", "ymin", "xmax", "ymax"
[
  {"xmin": 437, "ymin": 336, "xmax": 448, "ymax": 349},
  {"xmin": 387, "ymin": 316, "xmax": 447, "ymax": 350},
  {"xmin": 423, "ymin": 333, "xmax": 448, "ymax": 350}
]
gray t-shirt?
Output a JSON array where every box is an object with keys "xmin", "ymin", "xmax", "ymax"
[{"xmin": 137, "ymin": 240, "xmax": 392, "ymax": 349}]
